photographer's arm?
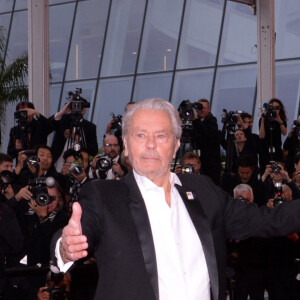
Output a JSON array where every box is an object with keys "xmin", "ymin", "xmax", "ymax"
[
  {"xmin": 54, "ymin": 103, "xmax": 70, "ymax": 121},
  {"xmin": 259, "ymin": 117, "xmax": 266, "ymax": 139}
]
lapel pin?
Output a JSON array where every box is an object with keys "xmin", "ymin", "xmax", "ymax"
[{"xmin": 186, "ymin": 191, "xmax": 194, "ymax": 200}]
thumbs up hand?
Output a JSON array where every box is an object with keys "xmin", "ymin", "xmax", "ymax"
[{"xmin": 60, "ymin": 202, "xmax": 88, "ymax": 262}]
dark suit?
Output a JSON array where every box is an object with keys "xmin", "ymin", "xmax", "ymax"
[
  {"xmin": 192, "ymin": 113, "xmax": 221, "ymax": 184},
  {"xmin": 52, "ymin": 171, "xmax": 300, "ymax": 300},
  {"xmin": 49, "ymin": 114, "xmax": 98, "ymax": 162}
]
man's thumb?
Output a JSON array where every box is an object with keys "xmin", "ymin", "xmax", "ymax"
[{"xmin": 70, "ymin": 202, "xmax": 82, "ymax": 228}]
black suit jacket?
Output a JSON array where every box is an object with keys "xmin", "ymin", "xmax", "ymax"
[
  {"xmin": 49, "ymin": 114, "xmax": 98, "ymax": 162},
  {"xmin": 52, "ymin": 171, "xmax": 300, "ymax": 300}
]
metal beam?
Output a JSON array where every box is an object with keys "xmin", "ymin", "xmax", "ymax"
[
  {"xmin": 28, "ymin": 0, "xmax": 50, "ymax": 116},
  {"xmin": 256, "ymin": 0, "xmax": 276, "ymax": 108}
]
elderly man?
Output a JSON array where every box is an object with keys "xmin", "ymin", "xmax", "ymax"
[{"xmin": 53, "ymin": 98, "xmax": 300, "ymax": 300}]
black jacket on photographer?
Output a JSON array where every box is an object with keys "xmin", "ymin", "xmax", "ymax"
[
  {"xmin": 192, "ymin": 112, "xmax": 221, "ymax": 185},
  {"xmin": 283, "ymin": 127, "xmax": 300, "ymax": 177},
  {"xmin": 7, "ymin": 114, "xmax": 54, "ymax": 159},
  {"xmin": 49, "ymin": 113, "xmax": 98, "ymax": 164}
]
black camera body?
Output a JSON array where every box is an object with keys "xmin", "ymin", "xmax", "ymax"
[
  {"xmin": 111, "ymin": 113, "xmax": 123, "ymax": 131},
  {"xmin": 0, "ymin": 170, "xmax": 14, "ymax": 194},
  {"xmin": 14, "ymin": 110, "xmax": 28, "ymax": 122},
  {"xmin": 237, "ymin": 195, "xmax": 249, "ymax": 204},
  {"xmin": 28, "ymin": 177, "xmax": 55, "ymax": 206},
  {"xmin": 265, "ymin": 104, "xmax": 280, "ymax": 122},
  {"xmin": 178, "ymin": 100, "xmax": 201, "ymax": 124},
  {"xmin": 70, "ymin": 161, "xmax": 83, "ymax": 175},
  {"xmin": 270, "ymin": 161, "xmax": 281, "ymax": 174},
  {"xmin": 182, "ymin": 163, "xmax": 194, "ymax": 174},
  {"xmin": 44, "ymin": 286, "xmax": 68, "ymax": 300},
  {"xmin": 96, "ymin": 154, "xmax": 112, "ymax": 172}
]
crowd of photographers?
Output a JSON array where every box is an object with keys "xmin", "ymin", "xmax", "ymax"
[{"xmin": 1, "ymin": 91, "xmax": 300, "ymax": 299}]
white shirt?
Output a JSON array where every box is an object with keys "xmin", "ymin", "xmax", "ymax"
[
  {"xmin": 134, "ymin": 171, "xmax": 210, "ymax": 300},
  {"xmin": 56, "ymin": 171, "xmax": 210, "ymax": 299}
]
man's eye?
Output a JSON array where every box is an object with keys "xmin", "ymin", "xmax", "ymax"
[
  {"xmin": 137, "ymin": 133, "xmax": 145, "ymax": 138},
  {"xmin": 157, "ymin": 134, "xmax": 165, "ymax": 139}
]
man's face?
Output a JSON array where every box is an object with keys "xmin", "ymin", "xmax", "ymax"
[
  {"xmin": 103, "ymin": 136, "xmax": 120, "ymax": 159},
  {"xmin": 0, "ymin": 161, "xmax": 13, "ymax": 172},
  {"xmin": 242, "ymin": 117, "xmax": 253, "ymax": 130},
  {"xmin": 124, "ymin": 109, "xmax": 179, "ymax": 182},
  {"xmin": 37, "ymin": 148, "xmax": 52, "ymax": 171},
  {"xmin": 238, "ymin": 166, "xmax": 253, "ymax": 183},
  {"xmin": 197, "ymin": 101, "xmax": 210, "ymax": 119},
  {"xmin": 183, "ymin": 158, "xmax": 201, "ymax": 175}
]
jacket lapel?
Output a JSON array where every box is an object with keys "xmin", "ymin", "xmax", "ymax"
[
  {"xmin": 124, "ymin": 172, "xmax": 159, "ymax": 300},
  {"xmin": 175, "ymin": 183, "xmax": 219, "ymax": 300}
]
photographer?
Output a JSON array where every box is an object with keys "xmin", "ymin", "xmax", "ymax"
[
  {"xmin": 49, "ymin": 90, "xmax": 98, "ymax": 171},
  {"xmin": 221, "ymin": 155, "xmax": 265, "ymax": 207},
  {"xmin": 89, "ymin": 135, "xmax": 127, "ymax": 180},
  {"xmin": 259, "ymin": 98, "xmax": 287, "ymax": 171},
  {"xmin": 192, "ymin": 99, "xmax": 221, "ymax": 184},
  {"xmin": 7, "ymin": 101, "xmax": 54, "ymax": 159},
  {"xmin": 283, "ymin": 116, "xmax": 300, "ymax": 177},
  {"xmin": 261, "ymin": 161, "xmax": 300, "ymax": 202},
  {"xmin": 37, "ymin": 271, "xmax": 71, "ymax": 300},
  {"xmin": 13, "ymin": 145, "xmax": 66, "ymax": 192},
  {"xmin": 60, "ymin": 149, "xmax": 88, "ymax": 215},
  {"xmin": 174, "ymin": 151, "xmax": 201, "ymax": 175}
]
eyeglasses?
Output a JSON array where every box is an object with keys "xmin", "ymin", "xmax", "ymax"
[{"xmin": 105, "ymin": 143, "xmax": 119, "ymax": 148}]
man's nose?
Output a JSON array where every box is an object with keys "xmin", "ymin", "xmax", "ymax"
[{"xmin": 146, "ymin": 134, "xmax": 157, "ymax": 149}]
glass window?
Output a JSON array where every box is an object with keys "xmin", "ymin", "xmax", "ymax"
[
  {"xmin": 211, "ymin": 65, "xmax": 257, "ymax": 128},
  {"xmin": 0, "ymin": 14, "xmax": 12, "ymax": 36},
  {"xmin": 59, "ymin": 81, "xmax": 97, "ymax": 121},
  {"xmin": 5, "ymin": 11, "xmax": 27, "ymax": 65},
  {"xmin": 65, "ymin": 0, "xmax": 110, "ymax": 81},
  {"xmin": 218, "ymin": 1, "xmax": 257, "ymax": 65},
  {"xmin": 93, "ymin": 77, "xmax": 134, "ymax": 141},
  {"xmin": 50, "ymin": 83, "xmax": 63, "ymax": 116},
  {"xmin": 15, "ymin": 0, "xmax": 27, "ymax": 10},
  {"xmin": 171, "ymin": 69, "xmax": 214, "ymax": 109},
  {"xmin": 275, "ymin": 0, "xmax": 300, "ymax": 60},
  {"xmin": 49, "ymin": 3, "xmax": 75, "ymax": 82},
  {"xmin": 137, "ymin": 0, "xmax": 183, "ymax": 73},
  {"xmin": 133, "ymin": 73, "xmax": 172, "ymax": 101},
  {"xmin": 177, "ymin": 0, "xmax": 224, "ymax": 69},
  {"xmin": 50, "ymin": 0, "xmax": 73, "ymax": 4},
  {"xmin": 101, "ymin": 0, "xmax": 146, "ymax": 76},
  {"xmin": 0, "ymin": 1, "xmax": 14, "ymax": 13}
]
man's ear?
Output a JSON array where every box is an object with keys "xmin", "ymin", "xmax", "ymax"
[
  {"xmin": 173, "ymin": 139, "xmax": 180, "ymax": 158},
  {"xmin": 123, "ymin": 138, "xmax": 128, "ymax": 157}
]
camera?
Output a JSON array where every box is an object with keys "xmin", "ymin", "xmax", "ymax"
[
  {"xmin": 265, "ymin": 104, "xmax": 280, "ymax": 122},
  {"xmin": 67, "ymin": 88, "xmax": 90, "ymax": 113},
  {"xmin": 28, "ymin": 177, "xmax": 55, "ymax": 206},
  {"xmin": 22, "ymin": 150, "xmax": 40, "ymax": 167},
  {"xmin": 178, "ymin": 100, "xmax": 201, "ymax": 126},
  {"xmin": 111, "ymin": 113, "xmax": 123, "ymax": 131},
  {"xmin": 270, "ymin": 161, "xmax": 281, "ymax": 174},
  {"xmin": 44, "ymin": 286, "xmax": 68, "ymax": 300},
  {"xmin": 182, "ymin": 163, "xmax": 194, "ymax": 174},
  {"xmin": 237, "ymin": 195, "xmax": 249, "ymax": 204},
  {"xmin": 96, "ymin": 154, "xmax": 112, "ymax": 172},
  {"xmin": 0, "ymin": 170, "xmax": 14, "ymax": 194},
  {"xmin": 14, "ymin": 110, "xmax": 28, "ymax": 122},
  {"xmin": 70, "ymin": 161, "xmax": 84, "ymax": 175}
]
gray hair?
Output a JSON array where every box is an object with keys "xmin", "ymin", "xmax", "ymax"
[
  {"xmin": 122, "ymin": 98, "xmax": 182, "ymax": 140},
  {"xmin": 233, "ymin": 183, "xmax": 253, "ymax": 199}
]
